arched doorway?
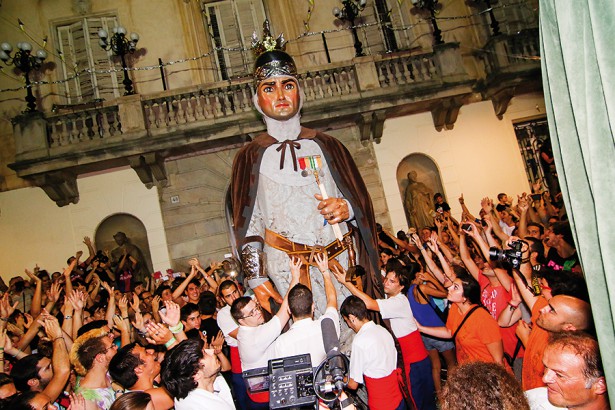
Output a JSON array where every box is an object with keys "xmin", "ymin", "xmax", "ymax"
[
  {"xmin": 95, "ymin": 213, "xmax": 154, "ymax": 281},
  {"xmin": 397, "ymin": 154, "xmax": 446, "ymax": 229}
]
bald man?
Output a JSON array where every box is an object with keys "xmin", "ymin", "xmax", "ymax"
[{"xmin": 518, "ymin": 294, "xmax": 593, "ymax": 391}]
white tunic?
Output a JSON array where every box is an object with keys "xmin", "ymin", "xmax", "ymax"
[
  {"xmin": 237, "ymin": 316, "xmax": 282, "ymax": 371},
  {"xmin": 174, "ymin": 376, "xmax": 235, "ymax": 410},
  {"xmin": 246, "ymin": 140, "xmax": 353, "ymax": 319},
  {"xmin": 376, "ymin": 292, "xmax": 418, "ymax": 338},
  {"xmin": 349, "ymin": 321, "xmax": 398, "ymax": 384},
  {"xmin": 217, "ymin": 305, "xmax": 238, "ymax": 347},
  {"xmin": 272, "ymin": 307, "xmax": 340, "ymax": 367}
]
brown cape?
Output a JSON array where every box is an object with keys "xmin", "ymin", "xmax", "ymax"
[{"xmin": 228, "ymin": 127, "xmax": 383, "ymax": 299}]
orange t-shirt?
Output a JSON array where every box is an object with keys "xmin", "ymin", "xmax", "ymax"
[
  {"xmin": 446, "ymin": 305, "xmax": 503, "ymax": 364},
  {"xmin": 522, "ymin": 296, "xmax": 550, "ymax": 390}
]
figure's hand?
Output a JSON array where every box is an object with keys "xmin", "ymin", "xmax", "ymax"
[
  {"xmin": 481, "ymin": 197, "xmax": 493, "ymax": 214},
  {"xmin": 118, "ymin": 295, "xmax": 129, "ymax": 315},
  {"xmin": 145, "ymin": 321, "xmax": 173, "ymax": 345},
  {"xmin": 159, "ymin": 300, "xmax": 180, "ymax": 327},
  {"xmin": 211, "ymin": 330, "xmax": 225, "ymax": 355},
  {"xmin": 130, "ymin": 293, "xmax": 141, "ymax": 313},
  {"xmin": 516, "ymin": 320, "xmax": 531, "ymax": 341},
  {"xmin": 25, "ymin": 269, "xmax": 42, "ymax": 284},
  {"xmin": 113, "ymin": 315, "xmax": 129, "ymax": 333},
  {"xmin": 510, "ymin": 282, "xmax": 522, "ymax": 305},
  {"xmin": 46, "ymin": 282, "xmax": 61, "ymax": 304},
  {"xmin": 188, "ymin": 257, "xmax": 202, "ymax": 269},
  {"xmin": 0, "ymin": 293, "xmax": 18, "ymax": 318},
  {"xmin": 39, "ymin": 315, "xmax": 62, "ymax": 340},
  {"xmin": 151, "ymin": 295, "xmax": 161, "ymax": 312},
  {"xmin": 68, "ymin": 290, "xmax": 85, "ymax": 312},
  {"xmin": 314, "ymin": 194, "xmax": 350, "ymax": 224},
  {"xmin": 410, "ymin": 233, "xmax": 423, "ymax": 249},
  {"xmin": 313, "ymin": 251, "xmax": 329, "ymax": 273},
  {"xmin": 518, "ymin": 194, "xmax": 530, "ymax": 213},
  {"xmin": 289, "ymin": 256, "xmax": 302, "ymax": 282},
  {"xmin": 68, "ymin": 393, "xmax": 86, "ymax": 410},
  {"xmin": 330, "ymin": 265, "xmax": 347, "ymax": 284},
  {"xmin": 132, "ymin": 311, "xmax": 146, "ymax": 334}
]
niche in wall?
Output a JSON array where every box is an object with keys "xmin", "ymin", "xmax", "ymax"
[
  {"xmin": 396, "ymin": 153, "xmax": 445, "ymax": 229},
  {"xmin": 95, "ymin": 213, "xmax": 154, "ymax": 276}
]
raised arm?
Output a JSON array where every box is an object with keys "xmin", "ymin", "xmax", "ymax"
[
  {"xmin": 411, "ymin": 234, "xmax": 450, "ymax": 286},
  {"xmin": 458, "ymin": 193, "xmax": 476, "ymax": 221},
  {"xmin": 314, "ymin": 251, "xmax": 337, "ymax": 310},
  {"xmin": 497, "ymin": 281, "xmax": 523, "ymax": 327},
  {"xmin": 172, "ymin": 266, "xmax": 197, "ymax": 301},
  {"xmin": 25, "ymin": 268, "xmax": 43, "ymax": 317},
  {"xmin": 459, "ymin": 228, "xmax": 480, "ymax": 281},
  {"xmin": 83, "ymin": 236, "xmax": 96, "ymax": 265},
  {"xmin": 189, "ymin": 258, "xmax": 218, "ymax": 295},
  {"xmin": 40, "ymin": 316, "xmax": 70, "ymax": 402},
  {"xmin": 275, "ymin": 257, "xmax": 302, "ymax": 325},
  {"xmin": 330, "ymin": 265, "xmax": 379, "ymax": 312}
]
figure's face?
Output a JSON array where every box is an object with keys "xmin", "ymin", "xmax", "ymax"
[
  {"xmin": 133, "ymin": 345, "xmax": 160, "ymax": 378},
  {"xmin": 256, "ymin": 76, "xmax": 300, "ymax": 121},
  {"xmin": 197, "ymin": 349, "xmax": 221, "ymax": 380},
  {"xmin": 114, "ymin": 235, "xmax": 126, "ymax": 246},
  {"xmin": 239, "ymin": 300, "xmax": 264, "ymax": 326},
  {"xmin": 383, "ymin": 272, "xmax": 403, "ymax": 297},
  {"xmin": 36, "ymin": 357, "xmax": 54, "ymax": 388},
  {"xmin": 186, "ymin": 283, "xmax": 200, "ymax": 302},
  {"xmin": 183, "ymin": 310, "xmax": 202, "ymax": 331},
  {"xmin": 447, "ymin": 278, "xmax": 465, "ymax": 303},
  {"xmin": 542, "ymin": 346, "xmax": 602, "ymax": 408},
  {"xmin": 527, "ymin": 226, "xmax": 542, "ymax": 239},
  {"xmin": 536, "ymin": 296, "xmax": 568, "ymax": 331},
  {"xmin": 221, "ymin": 285, "xmax": 240, "ymax": 307}
]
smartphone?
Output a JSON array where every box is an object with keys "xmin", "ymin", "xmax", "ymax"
[
  {"xmin": 461, "ymin": 223, "xmax": 472, "ymax": 231},
  {"xmin": 531, "ymin": 194, "xmax": 542, "ymax": 201}
]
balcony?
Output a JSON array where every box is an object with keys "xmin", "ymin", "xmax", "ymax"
[
  {"xmin": 8, "ymin": 37, "xmax": 540, "ymax": 206},
  {"xmin": 478, "ymin": 28, "xmax": 542, "ymax": 119}
]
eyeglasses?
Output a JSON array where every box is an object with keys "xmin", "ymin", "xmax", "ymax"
[{"xmin": 241, "ymin": 303, "xmax": 261, "ymax": 319}]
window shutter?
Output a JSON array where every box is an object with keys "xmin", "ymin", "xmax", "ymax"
[
  {"xmin": 86, "ymin": 17, "xmax": 120, "ymax": 100},
  {"xmin": 359, "ymin": 2, "xmax": 386, "ymax": 55}
]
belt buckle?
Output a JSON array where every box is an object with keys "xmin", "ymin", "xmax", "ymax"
[{"xmin": 308, "ymin": 244, "xmax": 325, "ymax": 265}]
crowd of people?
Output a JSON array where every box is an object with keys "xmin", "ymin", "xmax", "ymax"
[{"xmin": 0, "ymin": 184, "xmax": 607, "ymax": 410}]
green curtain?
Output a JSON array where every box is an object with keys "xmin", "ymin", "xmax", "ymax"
[{"xmin": 540, "ymin": 0, "xmax": 615, "ymax": 402}]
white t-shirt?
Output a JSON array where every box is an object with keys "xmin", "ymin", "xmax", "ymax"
[
  {"xmin": 237, "ymin": 316, "xmax": 282, "ymax": 371},
  {"xmin": 349, "ymin": 321, "xmax": 397, "ymax": 384},
  {"xmin": 273, "ymin": 307, "xmax": 340, "ymax": 367},
  {"xmin": 525, "ymin": 387, "xmax": 567, "ymax": 410},
  {"xmin": 217, "ymin": 305, "xmax": 239, "ymax": 347},
  {"xmin": 175, "ymin": 375, "xmax": 235, "ymax": 410},
  {"xmin": 376, "ymin": 292, "xmax": 418, "ymax": 338}
]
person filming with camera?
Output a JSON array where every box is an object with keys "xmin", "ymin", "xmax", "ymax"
[{"xmin": 458, "ymin": 220, "xmax": 525, "ymax": 375}]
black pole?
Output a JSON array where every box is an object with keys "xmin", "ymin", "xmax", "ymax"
[
  {"xmin": 350, "ymin": 19, "xmax": 365, "ymax": 56},
  {"xmin": 24, "ymin": 69, "xmax": 36, "ymax": 112},
  {"xmin": 158, "ymin": 58, "xmax": 167, "ymax": 91},
  {"xmin": 322, "ymin": 33, "xmax": 332, "ymax": 64},
  {"xmin": 484, "ymin": 0, "xmax": 501, "ymax": 36},
  {"xmin": 430, "ymin": 8, "xmax": 444, "ymax": 45},
  {"xmin": 120, "ymin": 52, "xmax": 134, "ymax": 95}
]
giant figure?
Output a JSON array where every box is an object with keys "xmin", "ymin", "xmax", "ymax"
[{"xmin": 228, "ymin": 22, "xmax": 382, "ymax": 338}]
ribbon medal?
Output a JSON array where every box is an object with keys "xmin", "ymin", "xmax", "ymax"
[{"xmin": 298, "ymin": 155, "xmax": 322, "ymax": 177}]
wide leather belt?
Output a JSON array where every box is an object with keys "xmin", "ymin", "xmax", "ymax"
[{"xmin": 264, "ymin": 228, "xmax": 351, "ymax": 262}]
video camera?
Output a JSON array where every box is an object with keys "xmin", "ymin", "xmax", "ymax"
[{"xmin": 92, "ymin": 250, "xmax": 109, "ymax": 264}]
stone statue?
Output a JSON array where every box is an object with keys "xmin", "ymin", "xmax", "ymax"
[
  {"xmin": 404, "ymin": 171, "xmax": 435, "ymax": 230},
  {"xmin": 110, "ymin": 231, "xmax": 151, "ymax": 284}
]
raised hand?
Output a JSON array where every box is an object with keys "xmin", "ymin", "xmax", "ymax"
[
  {"xmin": 46, "ymin": 282, "xmax": 62, "ymax": 304},
  {"xmin": 481, "ymin": 197, "xmax": 493, "ymax": 214},
  {"xmin": 330, "ymin": 265, "xmax": 347, "ymax": 284},
  {"xmin": 210, "ymin": 330, "xmax": 225, "ymax": 355},
  {"xmin": 144, "ymin": 321, "xmax": 172, "ymax": 345},
  {"xmin": 159, "ymin": 300, "xmax": 180, "ymax": 327},
  {"xmin": 0, "ymin": 293, "xmax": 18, "ymax": 319},
  {"xmin": 112, "ymin": 315, "xmax": 129, "ymax": 333},
  {"xmin": 289, "ymin": 256, "xmax": 302, "ymax": 282},
  {"xmin": 39, "ymin": 315, "xmax": 62, "ymax": 340},
  {"xmin": 132, "ymin": 311, "xmax": 146, "ymax": 334},
  {"xmin": 25, "ymin": 269, "xmax": 41, "ymax": 284},
  {"xmin": 130, "ymin": 293, "xmax": 141, "ymax": 313},
  {"xmin": 151, "ymin": 295, "xmax": 161, "ymax": 312},
  {"xmin": 458, "ymin": 193, "xmax": 465, "ymax": 205},
  {"xmin": 68, "ymin": 393, "xmax": 86, "ymax": 410},
  {"xmin": 410, "ymin": 233, "xmax": 422, "ymax": 248},
  {"xmin": 517, "ymin": 194, "xmax": 530, "ymax": 213},
  {"xmin": 313, "ymin": 251, "xmax": 329, "ymax": 273},
  {"xmin": 68, "ymin": 290, "xmax": 85, "ymax": 311},
  {"xmin": 118, "ymin": 295, "xmax": 129, "ymax": 314}
]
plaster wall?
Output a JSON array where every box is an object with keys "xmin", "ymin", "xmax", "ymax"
[
  {"xmin": 374, "ymin": 93, "xmax": 546, "ymax": 233},
  {"xmin": 0, "ymin": 168, "xmax": 169, "ymax": 281}
]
